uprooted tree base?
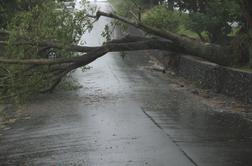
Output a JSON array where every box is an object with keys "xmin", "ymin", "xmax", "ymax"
[{"xmin": 0, "ymin": 11, "xmax": 237, "ymax": 101}]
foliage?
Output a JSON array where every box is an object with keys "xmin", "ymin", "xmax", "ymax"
[
  {"xmin": 101, "ymin": 24, "xmax": 112, "ymax": 41},
  {"xmin": 109, "ymin": 0, "xmax": 241, "ymax": 43},
  {"xmin": 142, "ymin": 5, "xmax": 187, "ymax": 33},
  {"xmin": 0, "ymin": 0, "xmax": 23, "ymax": 29},
  {"xmin": 0, "ymin": 0, "xmax": 49, "ymax": 29},
  {"xmin": 109, "ymin": 0, "xmax": 252, "ymax": 66},
  {"xmin": 0, "ymin": 0, "xmax": 94, "ymax": 102},
  {"xmin": 185, "ymin": 0, "xmax": 241, "ymax": 43},
  {"xmin": 108, "ymin": 0, "xmax": 156, "ymax": 17},
  {"xmin": 108, "ymin": 0, "xmax": 139, "ymax": 17}
]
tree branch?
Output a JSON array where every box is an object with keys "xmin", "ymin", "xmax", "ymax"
[
  {"xmin": 94, "ymin": 10, "xmax": 234, "ymax": 65},
  {"xmin": 0, "ymin": 37, "xmax": 178, "ymax": 65},
  {"xmin": 0, "ymin": 57, "xmax": 76, "ymax": 65},
  {"xmin": 0, "ymin": 41, "xmax": 98, "ymax": 53}
]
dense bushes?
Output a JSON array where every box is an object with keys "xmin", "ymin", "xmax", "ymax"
[{"xmin": 142, "ymin": 6, "xmax": 182, "ymax": 32}]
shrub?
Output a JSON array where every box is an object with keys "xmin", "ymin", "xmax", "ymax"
[{"xmin": 142, "ymin": 6, "xmax": 186, "ymax": 33}]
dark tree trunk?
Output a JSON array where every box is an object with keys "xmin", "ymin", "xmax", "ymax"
[
  {"xmin": 167, "ymin": 0, "xmax": 174, "ymax": 10},
  {"xmin": 240, "ymin": 0, "xmax": 252, "ymax": 67}
]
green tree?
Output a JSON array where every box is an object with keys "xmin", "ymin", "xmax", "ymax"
[
  {"xmin": 142, "ymin": 5, "xmax": 184, "ymax": 32},
  {"xmin": 0, "ymin": 0, "xmax": 18, "ymax": 28},
  {"xmin": 184, "ymin": 0, "xmax": 241, "ymax": 43},
  {"xmin": 0, "ymin": 0, "xmax": 93, "ymax": 102}
]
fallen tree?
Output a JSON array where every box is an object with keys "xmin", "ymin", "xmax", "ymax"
[
  {"xmin": 0, "ymin": 0, "xmax": 249, "ymax": 101},
  {"xmin": 93, "ymin": 11, "xmax": 233, "ymax": 65},
  {"xmin": 0, "ymin": 32, "xmax": 178, "ymax": 101}
]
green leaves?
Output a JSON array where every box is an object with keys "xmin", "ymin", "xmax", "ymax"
[
  {"xmin": 0, "ymin": 0, "xmax": 95, "ymax": 102},
  {"xmin": 185, "ymin": 0, "xmax": 241, "ymax": 43},
  {"xmin": 142, "ymin": 6, "xmax": 183, "ymax": 32},
  {"xmin": 101, "ymin": 24, "xmax": 112, "ymax": 42}
]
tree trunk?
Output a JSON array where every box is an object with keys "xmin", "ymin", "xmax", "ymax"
[
  {"xmin": 95, "ymin": 11, "xmax": 234, "ymax": 66},
  {"xmin": 240, "ymin": 0, "xmax": 252, "ymax": 68},
  {"xmin": 249, "ymin": 44, "xmax": 252, "ymax": 68},
  {"xmin": 167, "ymin": 0, "xmax": 174, "ymax": 11}
]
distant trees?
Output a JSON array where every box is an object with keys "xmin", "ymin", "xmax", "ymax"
[
  {"xmin": 114, "ymin": 0, "xmax": 241, "ymax": 43},
  {"xmin": 176, "ymin": 0, "xmax": 240, "ymax": 43},
  {"xmin": 0, "ymin": 0, "xmax": 18, "ymax": 28},
  {"xmin": 0, "ymin": 0, "xmax": 48, "ymax": 29},
  {"xmin": 109, "ymin": 0, "xmax": 252, "ymax": 65}
]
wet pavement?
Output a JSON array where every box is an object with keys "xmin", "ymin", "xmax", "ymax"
[{"xmin": 1, "ymin": 1, "xmax": 252, "ymax": 166}]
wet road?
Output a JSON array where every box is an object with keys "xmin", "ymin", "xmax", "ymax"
[{"xmin": 1, "ymin": 1, "xmax": 252, "ymax": 166}]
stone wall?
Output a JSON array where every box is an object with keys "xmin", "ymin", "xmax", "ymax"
[{"xmin": 156, "ymin": 53, "xmax": 252, "ymax": 103}]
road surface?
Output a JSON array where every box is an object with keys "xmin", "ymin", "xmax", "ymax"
[{"xmin": 0, "ymin": 1, "xmax": 252, "ymax": 166}]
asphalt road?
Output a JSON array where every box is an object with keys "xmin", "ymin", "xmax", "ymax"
[{"xmin": 0, "ymin": 1, "xmax": 252, "ymax": 166}]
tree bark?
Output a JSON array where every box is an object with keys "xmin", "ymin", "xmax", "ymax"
[
  {"xmin": 0, "ymin": 37, "xmax": 178, "ymax": 65},
  {"xmin": 240, "ymin": 0, "xmax": 252, "ymax": 68},
  {"xmin": 249, "ymin": 45, "xmax": 252, "ymax": 68},
  {"xmin": 95, "ymin": 11, "xmax": 234, "ymax": 66}
]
